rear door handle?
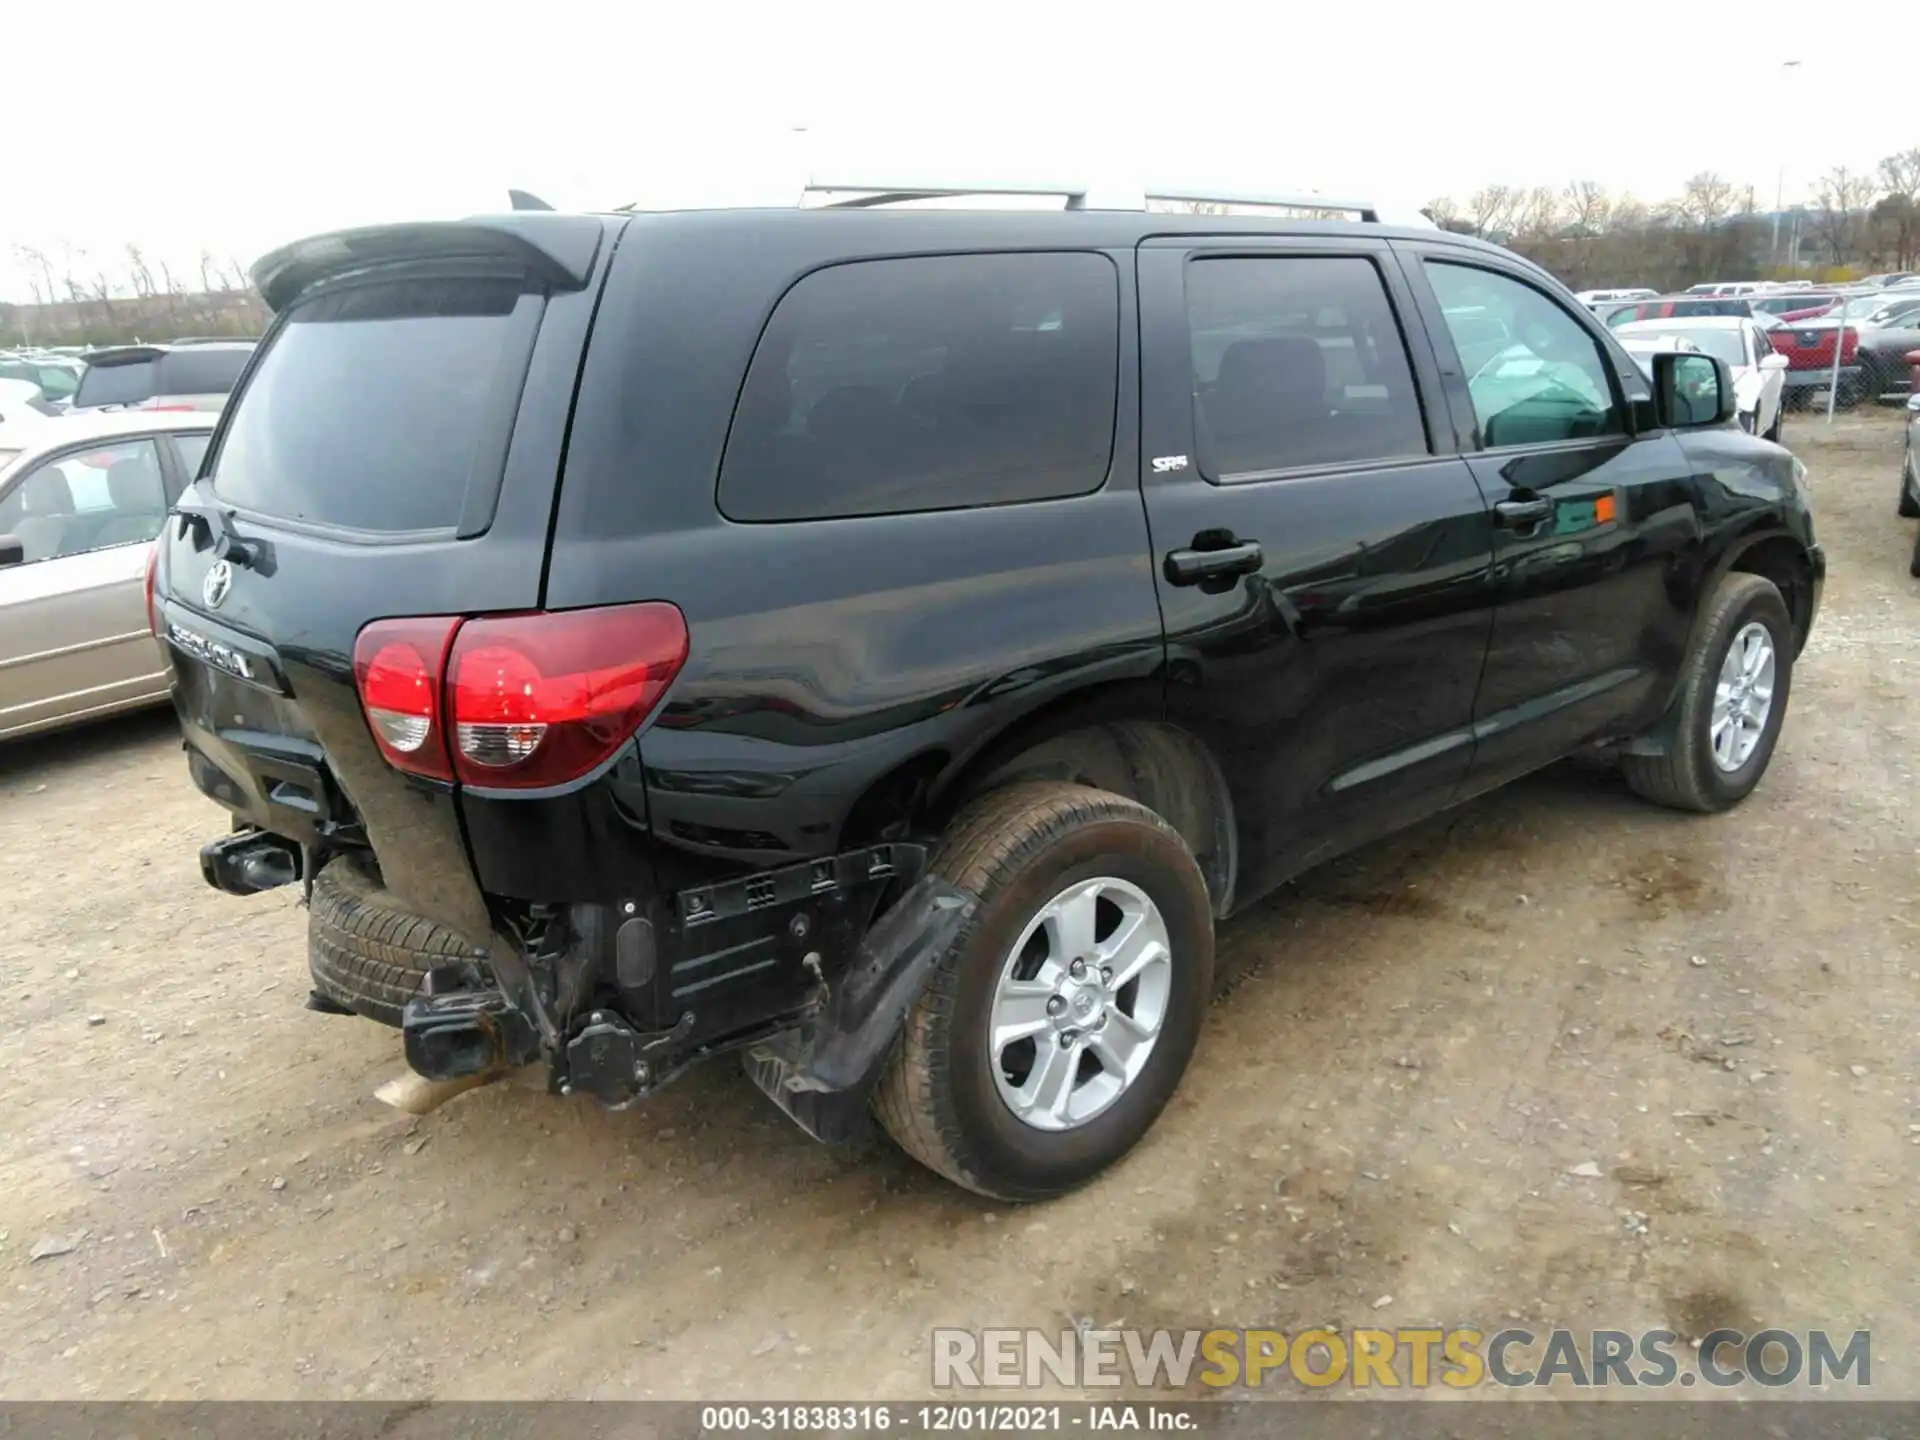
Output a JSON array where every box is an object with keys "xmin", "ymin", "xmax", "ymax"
[
  {"xmin": 1165, "ymin": 540, "xmax": 1264, "ymax": 586},
  {"xmin": 1494, "ymin": 496, "xmax": 1555, "ymax": 528}
]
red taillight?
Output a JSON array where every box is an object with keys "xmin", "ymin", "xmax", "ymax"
[
  {"xmin": 142, "ymin": 545, "xmax": 161, "ymax": 637},
  {"xmin": 350, "ymin": 604, "xmax": 688, "ymax": 788},
  {"xmin": 352, "ymin": 617, "xmax": 460, "ymax": 781},
  {"xmin": 141, "ymin": 403, "xmax": 197, "ymax": 412},
  {"xmin": 447, "ymin": 604, "xmax": 688, "ymax": 788}
]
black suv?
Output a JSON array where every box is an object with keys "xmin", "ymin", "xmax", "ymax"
[{"xmin": 151, "ymin": 195, "xmax": 1823, "ymax": 1200}]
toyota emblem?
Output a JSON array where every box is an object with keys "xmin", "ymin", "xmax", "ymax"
[{"xmin": 202, "ymin": 560, "xmax": 234, "ymax": 609}]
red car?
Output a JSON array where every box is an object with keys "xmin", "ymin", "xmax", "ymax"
[{"xmin": 1769, "ymin": 322, "xmax": 1866, "ymax": 407}]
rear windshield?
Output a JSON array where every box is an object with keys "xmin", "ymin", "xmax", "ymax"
[
  {"xmin": 158, "ymin": 347, "xmax": 251, "ymax": 397},
  {"xmin": 210, "ymin": 276, "xmax": 533, "ymax": 533},
  {"xmin": 74, "ymin": 358, "xmax": 158, "ymax": 408}
]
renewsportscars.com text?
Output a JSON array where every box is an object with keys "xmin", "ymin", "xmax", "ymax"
[{"xmin": 932, "ymin": 1326, "xmax": 1871, "ymax": 1390}]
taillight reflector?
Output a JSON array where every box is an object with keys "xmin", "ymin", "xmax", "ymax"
[{"xmin": 350, "ymin": 604, "xmax": 688, "ymax": 788}]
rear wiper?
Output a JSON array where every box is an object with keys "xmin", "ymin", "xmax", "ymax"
[{"xmin": 175, "ymin": 484, "xmax": 264, "ymax": 568}]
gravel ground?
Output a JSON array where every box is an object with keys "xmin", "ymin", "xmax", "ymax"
[{"xmin": 0, "ymin": 411, "xmax": 1913, "ymax": 1401}]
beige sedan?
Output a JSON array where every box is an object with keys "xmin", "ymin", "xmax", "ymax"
[{"xmin": 0, "ymin": 410, "xmax": 215, "ymax": 740}]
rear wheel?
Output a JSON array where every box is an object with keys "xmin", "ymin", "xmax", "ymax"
[
  {"xmin": 1622, "ymin": 574, "xmax": 1794, "ymax": 813},
  {"xmin": 873, "ymin": 783, "xmax": 1213, "ymax": 1201}
]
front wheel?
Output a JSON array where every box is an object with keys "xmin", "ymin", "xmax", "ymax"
[
  {"xmin": 1622, "ymin": 573, "xmax": 1794, "ymax": 813},
  {"xmin": 873, "ymin": 783, "xmax": 1214, "ymax": 1200},
  {"xmin": 1898, "ymin": 450, "xmax": 1919, "ymax": 518}
]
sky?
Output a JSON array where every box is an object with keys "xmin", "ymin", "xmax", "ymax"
[{"xmin": 4, "ymin": 0, "xmax": 1907, "ymax": 303}]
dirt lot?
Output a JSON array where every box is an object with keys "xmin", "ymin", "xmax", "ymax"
[{"xmin": 1, "ymin": 412, "xmax": 1914, "ymax": 1402}]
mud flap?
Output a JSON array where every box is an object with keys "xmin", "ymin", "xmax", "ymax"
[{"xmin": 742, "ymin": 874, "xmax": 978, "ymax": 1144}]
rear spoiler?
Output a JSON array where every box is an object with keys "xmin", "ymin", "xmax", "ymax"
[
  {"xmin": 81, "ymin": 345, "xmax": 167, "ymax": 366},
  {"xmin": 250, "ymin": 215, "xmax": 606, "ymax": 313}
]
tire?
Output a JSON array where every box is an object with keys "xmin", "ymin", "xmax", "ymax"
[
  {"xmin": 873, "ymin": 782, "xmax": 1214, "ymax": 1201},
  {"xmin": 1621, "ymin": 573, "xmax": 1795, "ymax": 814},
  {"xmin": 1898, "ymin": 450, "xmax": 1919, "ymax": 518},
  {"xmin": 1909, "ymin": 520, "xmax": 1920, "ymax": 580},
  {"xmin": 1763, "ymin": 406, "xmax": 1783, "ymax": 444},
  {"xmin": 308, "ymin": 854, "xmax": 485, "ymax": 1027}
]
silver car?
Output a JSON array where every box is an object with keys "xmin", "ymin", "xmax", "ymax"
[{"xmin": 0, "ymin": 410, "xmax": 215, "ymax": 739}]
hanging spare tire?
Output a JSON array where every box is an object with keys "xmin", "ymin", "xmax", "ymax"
[{"xmin": 307, "ymin": 854, "xmax": 486, "ymax": 1027}]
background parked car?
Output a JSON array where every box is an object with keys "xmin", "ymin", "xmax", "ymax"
[
  {"xmin": 0, "ymin": 353, "xmax": 83, "ymax": 410},
  {"xmin": 1614, "ymin": 315, "xmax": 1788, "ymax": 439},
  {"xmin": 68, "ymin": 339, "xmax": 255, "ymax": 413},
  {"xmin": 0, "ymin": 410, "xmax": 214, "ymax": 739},
  {"xmin": 1603, "ymin": 295, "xmax": 1755, "ymax": 326},
  {"xmin": 0, "ymin": 378, "xmax": 56, "ymax": 438},
  {"xmin": 1834, "ymin": 291, "xmax": 1920, "ymax": 332},
  {"xmin": 1574, "ymin": 287, "xmax": 1658, "ymax": 310},
  {"xmin": 1753, "ymin": 292, "xmax": 1840, "ymax": 319},
  {"xmin": 1768, "ymin": 318, "xmax": 1868, "ymax": 407},
  {"xmin": 1854, "ymin": 318, "xmax": 1920, "ymax": 402}
]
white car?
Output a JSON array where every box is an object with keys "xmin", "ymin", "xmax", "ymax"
[
  {"xmin": 1614, "ymin": 316, "xmax": 1789, "ymax": 441},
  {"xmin": 1574, "ymin": 287, "xmax": 1657, "ymax": 310}
]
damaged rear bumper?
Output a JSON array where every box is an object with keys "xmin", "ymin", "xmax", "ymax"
[{"xmin": 396, "ymin": 843, "xmax": 977, "ymax": 1143}]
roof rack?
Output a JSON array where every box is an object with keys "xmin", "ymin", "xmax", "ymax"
[{"xmin": 800, "ymin": 181, "xmax": 1379, "ymax": 222}]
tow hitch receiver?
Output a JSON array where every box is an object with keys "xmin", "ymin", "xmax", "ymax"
[
  {"xmin": 401, "ymin": 966, "xmax": 541, "ymax": 1081},
  {"xmin": 200, "ymin": 830, "xmax": 303, "ymax": 895}
]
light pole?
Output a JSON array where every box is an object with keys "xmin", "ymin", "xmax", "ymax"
[{"xmin": 1770, "ymin": 60, "xmax": 1802, "ymax": 270}]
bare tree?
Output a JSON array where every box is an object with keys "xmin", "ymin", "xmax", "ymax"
[
  {"xmin": 1675, "ymin": 172, "xmax": 1738, "ymax": 231},
  {"xmin": 1812, "ymin": 166, "xmax": 1881, "ymax": 266},
  {"xmin": 1467, "ymin": 185, "xmax": 1518, "ymax": 238},
  {"xmin": 125, "ymin": 244, "xmax": 157, "ymax": 299},
  {"xmin": 1874, "ymin": 148, "xmax": 1920, "ymax": 268},
  {"xmin": 1562, "ymin": 181, "xmax": 1611, "ymax": 237},
  {"xmin": 14, "ymin": 245, "xmax": 57, "ymax": 309},
  {"xmin": 1510, "ymin": 186, "xmax": 1563, "ymax": 241}
]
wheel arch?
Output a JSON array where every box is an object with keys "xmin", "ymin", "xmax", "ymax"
[
  {"xmin": 838, "ymin": 681, "xmax": 1239, "ymax": 919},
  {"xmin": 1722, "ymin": 530, "xmax": 1816, "ymax": 655}
]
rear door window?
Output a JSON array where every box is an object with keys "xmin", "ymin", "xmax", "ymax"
[
  {"xmin": 1184, "ymin": 255, "xmax": 1428, "ymax": 478},
  {"xmin": 210, "ymin": 275, "xmax": 538, "ymax": 533},
  {"xmin": 74, "ymin": 359, "xmax": 158, "ymax": 408},
  {"xmin": 718, "ymin": 252, "xmax": 1119, "ymax": 522}
]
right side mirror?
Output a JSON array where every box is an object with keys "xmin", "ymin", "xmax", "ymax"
[
  {"xmin": 0, "ymin": 535, "xmax": 23, "ymax": 568},
  {"xmin": 1653, "ymin": 351, "xmax": 1737, "ymax": 429}
]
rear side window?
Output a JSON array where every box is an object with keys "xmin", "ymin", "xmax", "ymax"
[
  {"xmin": 718, "ymin": 252, "xmax": 1119, "ymax": 522},
  {"xmin": 1185, "ymin": 256, "xmax": 1428, "ymax": 478},
  {"xmin": 212, "ymin": 276, "xmax": 534, "ymax": 533},
  {"xmin": 74, "ymin": 359, "xmax": 157, "ymax": 408},
  {"xmin": 157, "ymin": 347, "xmax": 251, "ymax": 397}
]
